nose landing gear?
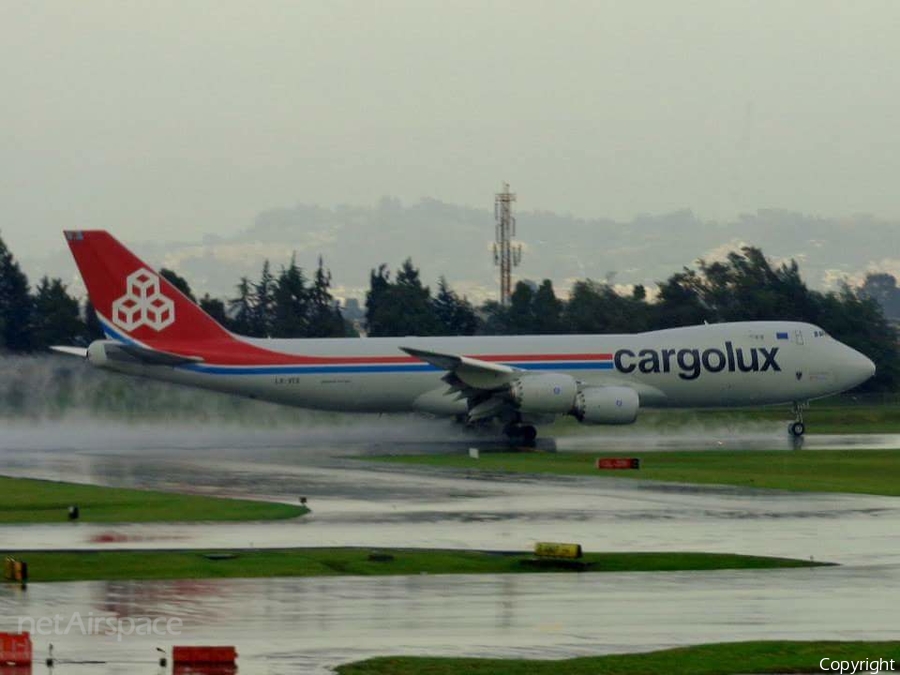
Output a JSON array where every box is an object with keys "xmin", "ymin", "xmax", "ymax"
[{"xmin": 789, "ymin": 401, "xmax": 808, "ymax": 437}]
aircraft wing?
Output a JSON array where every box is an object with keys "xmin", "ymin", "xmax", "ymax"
[
  {"xmin": 400, "ymin": 346, "xmax": 519, "ymax": 390},
  {"xmin": 401, "ymin": 346, "xmax": 524, "ymax": 422}
]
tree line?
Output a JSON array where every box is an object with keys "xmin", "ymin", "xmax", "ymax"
[
  {"xmin": 0, "ymin": 233, "xmax": 897, "ymax": 391},
  {"xmin": 165, "ymin": 255, "xmax": 349, "ymax": 339},
  {"xmin": 364, "ymin": 248, "xmax": 898, "ymax": 391}
]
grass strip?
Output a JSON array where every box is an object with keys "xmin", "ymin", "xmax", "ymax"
[
  {"xmin": 335, "ymin": 641, "xmax": 900, "ymax": 675},
  {"xmin": 0, "ymin": 549, "xmax": 825, "ymax": 582},
  {"xmin": 551, "ymin": 402, "xmax": 900, "ymax": 434},
  {"xmin": 0, "ymin": 475, "xmax": 307, "ymax": 523},
  {"xmin": 378, "ymin": 449, "xmax": 900, "ymax": 496}
]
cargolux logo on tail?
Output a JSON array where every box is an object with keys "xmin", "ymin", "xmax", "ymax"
[{"xmin": 111, "ymin": 269, "xmax": 175, "ymax": 332}]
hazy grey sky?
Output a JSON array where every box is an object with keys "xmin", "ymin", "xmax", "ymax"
[{"xmin": 2, "ymin": 1, "xmax": 900, "ymax": 261}]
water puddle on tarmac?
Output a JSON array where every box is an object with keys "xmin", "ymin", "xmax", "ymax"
[{"xmin": 0, "ymin": 421, "xmax": 898, "ymax": 673}]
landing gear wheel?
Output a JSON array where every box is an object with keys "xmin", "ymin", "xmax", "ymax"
[
  {"xmin": 520, "ymin": 425, "xmax": 537, "ymax": 442},
  {"xmin": 789, "ymin": 421, "xmax": 805, "ymax": 437}
]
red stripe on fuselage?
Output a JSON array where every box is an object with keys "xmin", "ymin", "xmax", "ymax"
[{"xmin": 121, "ymin": 334, "xmax": 612, "ymax": 367}]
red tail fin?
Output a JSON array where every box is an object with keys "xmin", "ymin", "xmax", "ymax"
[{"xmin": 64, "ymin": 230, "xmax": 230, "ymax": 344}]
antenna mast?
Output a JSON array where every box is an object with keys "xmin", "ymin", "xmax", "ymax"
[{"xmin": 493, "ymin": 182, "xmax": 521, "ymax": 306}]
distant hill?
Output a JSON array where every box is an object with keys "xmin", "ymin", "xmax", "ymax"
[{"xmin": 24, "ymin": 199, "xmax": 900, "ymax": 304}]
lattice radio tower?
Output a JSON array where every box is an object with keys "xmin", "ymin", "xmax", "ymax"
[{"xmin": 493, "ymin": 182, "xmax": 522, "ymax": 306}]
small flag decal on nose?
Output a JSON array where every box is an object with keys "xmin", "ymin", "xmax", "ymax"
[{"xmin": 776, "ymin": 332, "xmax": 789, "ymax": 340}]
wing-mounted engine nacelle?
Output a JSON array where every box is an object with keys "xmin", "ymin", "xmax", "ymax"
[
  {"xmin": 508, "ymin": 373, "xmax": 579, "ymax": 414},
  {"xmin": 573, "ymin": 386, "xmax": 639, "ymax": 425}
]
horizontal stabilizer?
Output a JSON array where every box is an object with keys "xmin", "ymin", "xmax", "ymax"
[
  {"xmin": 50, "ymin": 346, "xmax": 88, "ymax": 358},
  {"xmin": 110, "ymin": 343, "xmax": 204, "ymax": 367},
  {"xmin": 66, "ymin": 340, "xmax": 204, "ymax": 367}
]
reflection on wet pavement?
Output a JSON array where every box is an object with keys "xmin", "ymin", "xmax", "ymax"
[
  {"xmin": 1, "ymin": 421, "xmax": 899, "ymax": 673},
  {"xmin": 3, "ymin": 566, "xmax": 900, "ymax": 674}
]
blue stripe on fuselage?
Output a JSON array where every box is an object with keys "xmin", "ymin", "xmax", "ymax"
[
  {"xmin": 181, "ymin": 361, "xmax": 614, "ymax": 375},
  {"xmin": 99, "ymin": 318, "xmax": 138, "ymax": 346}
]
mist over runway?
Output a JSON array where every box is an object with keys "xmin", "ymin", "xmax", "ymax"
[{"xmin": 2, "ymin": 421, "xmax": 899, "ymax": 673}]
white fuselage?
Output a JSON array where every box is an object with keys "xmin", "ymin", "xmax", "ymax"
[{"xmin": 97, "ymin": 321, "xmax": 875, "ymax": 415}]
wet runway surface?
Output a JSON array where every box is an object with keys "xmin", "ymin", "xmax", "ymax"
[{"xmin": 1, "ymin": 420, "xmax": 899, "ymax": 673}]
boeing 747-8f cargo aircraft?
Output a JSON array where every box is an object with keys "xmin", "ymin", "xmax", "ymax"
[{"xmin": 55, "ymin": 231, "xmax": 875, "ymax": 442}]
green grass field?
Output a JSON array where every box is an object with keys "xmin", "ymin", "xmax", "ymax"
[
  {"xmin": 0, "ymin": 549, "xmax": 823, "ymax": 582},
  {"xmin": 0, "ymin": 475, "xmax": 307, "ymax": 523},
  {"xmin": 336, "ymin": 641, "xmax": 900, "ymax": 675},
  {"xmin": 379, "ymin": 449, "xmax": 900, "ymax": 496}
]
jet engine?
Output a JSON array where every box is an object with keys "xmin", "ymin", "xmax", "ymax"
[
  {"xmin": 508, "ymin": 373, "xmax": 578, "ymax": 414},
  {"xmin": 573, "ymin": 386, "xmax": 639, "ymax": 425}
]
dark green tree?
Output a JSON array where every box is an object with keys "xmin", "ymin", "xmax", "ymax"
[
  {"xmin": 83, "ymin": 300, "xmax": 104, "ymax": 341},
  {"xmin": 0, "ymin": 234, "xmax": 33, "ymax": 352},
  {"xmin": 272, "ymin": 255, "xmax": 309, "ymax": 337},
  {"xmin": 860, "ymin": 272, "xmax": 900, "ymax": 320},
  {"xmin": 199, "ymin": 294, "xmax": 230, "ymax": 329},
  {"xmin": 307, "ymin": 256, "xmax": 345, "ymax": 338},
  {"xmin": 477, "ymin": 280, "xmax": 563, "ymax": 335},
  {"xmin": 653, "ymin": 268, "xmax": 710, "ymax": 327},
  {"xmin": 654, "ymin": 248, "xmax": 817, "ymax": 327},
  {"xmin": 365, "ymin": 259, "xmax": 441, "ymax": 336},
  {"xmin": 478, "ymin": 300, "xmax": 509, "ymax": 335},
  {"xmin": 228, "ymin": 276, "xmax": 256, "ymax": 336},
  {"xmin": 32, "ymin": 277, "xmax": 85, "ymax": 348},
  {"xmin": 507, "ymin": 282, "xmax": 536, "ymax": 334},
  {"xmin": 563, "ymin": 280, "xmax": 644, "ymax": 333},
  {"xmin": 159, "ymin": 268, "xmax": 196, "ymax": 303},
  {"xmin": 531, "ymin": 280, "xmax": 564, "ymax": 334},
  {"xmin": 632, "ymin": 284, "xmax": 647, "ymax": 301},
  {"xmin": 365, "ymin": 264, "xmax": 391, "ymax": 335},
  {"xmin": 433, "ymin": 277, "xmax": 479, "ymax": 335},
  {"xmin": 252, "ymin": 260, "xmax": 276, "ymax": 337}
]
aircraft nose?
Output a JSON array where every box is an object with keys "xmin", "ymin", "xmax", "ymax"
[
  {"xmin": 861, "ymin": 353, "xmax": 876, "ymax": 380},
  {"xmin": 840, "ymin": 345, "xmax": 876, "ymax": 387}
]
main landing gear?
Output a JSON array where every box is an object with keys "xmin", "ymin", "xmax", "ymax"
[{"xmin": 789, "ymin": 401, "xmax": 807, "ymax": 438}]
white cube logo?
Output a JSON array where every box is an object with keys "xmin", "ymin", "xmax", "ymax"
[
  {"xmin": 111, "ymin": 269, "xmax": 176, "ymax": 332},
  {"xmin": 129, "ymin": 270, "xmax": 157, "ymax": 300}
]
